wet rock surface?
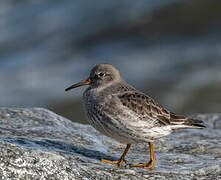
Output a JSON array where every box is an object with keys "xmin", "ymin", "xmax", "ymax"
[{"xmin": 0, "ymin": 108, "xmax": 220, "ymax": 179}]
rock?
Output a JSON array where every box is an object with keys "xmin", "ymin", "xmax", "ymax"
[{"xmin": 0, "ymin": 108, "xmax": 220, "ymax": 179}]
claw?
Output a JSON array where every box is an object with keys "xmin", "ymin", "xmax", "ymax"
[
  {"xmin": 101, "ymin": 158, "xmax": 127, "ymax": 168},
  {"xmin": 129, "ymin": 158, "xmax": 155, "ymax": 170},
  {"xmin": 101, "ymin": 144, "xmax": 131, "ymax": 168}
]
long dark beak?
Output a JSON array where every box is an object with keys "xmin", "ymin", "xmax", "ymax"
[{"xmin": 65, "ymin": 77, "xmax": 91, "ymax": 91}]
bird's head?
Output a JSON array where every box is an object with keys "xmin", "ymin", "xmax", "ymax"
[{"xmin": 65, "ymin": 64, "xmax": 122, "ymax": 91}]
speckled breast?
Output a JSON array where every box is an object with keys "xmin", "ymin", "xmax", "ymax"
[{"xmin": 82, "ymin": 88, "xmax": 149, "ymax": 144}]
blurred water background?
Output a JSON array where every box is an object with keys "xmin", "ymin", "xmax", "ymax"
[{"xmin": 1, "ymin": 0, "xmax": 221, "ymax": 124}]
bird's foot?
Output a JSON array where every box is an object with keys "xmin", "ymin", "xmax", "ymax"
[
  {"xmin": 129, "ymin": 157, "xmax": 156, "ymax": 170},
  {"xmin": 101, "ymin": 158, "xmax": 127, "ymax": 168}
]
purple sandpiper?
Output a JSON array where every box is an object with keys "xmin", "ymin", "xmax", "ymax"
[{"xmin": 65, "ymin": 64, "xmax": 205, "ymax": 169}]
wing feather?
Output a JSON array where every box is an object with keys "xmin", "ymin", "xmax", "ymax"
[
  {"xmin": 103, "ymin": 91, "xmax": 205, "ymax": 129},
  {"xmin": 113, "ymin": 91, "xmax": 171, "ymax": 128}
]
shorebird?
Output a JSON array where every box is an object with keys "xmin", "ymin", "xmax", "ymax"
[{"xmin": 65, "ymin": 64, "xmax": 205, "ymax": 169}]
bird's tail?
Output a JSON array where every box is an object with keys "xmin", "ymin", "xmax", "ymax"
[
  {"xmin": 170, "ymin": 113, "xmax": 206, "ymax": 128},
  {"xmin": 183, "ymin": 118, "xmax": 206, "ymax": 128}
]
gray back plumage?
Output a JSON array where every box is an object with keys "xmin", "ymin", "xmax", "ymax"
[{"xmin": 82, "ymin": 64, "xmax": 205, "ymax": 143}]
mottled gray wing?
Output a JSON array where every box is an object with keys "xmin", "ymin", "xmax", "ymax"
[
  {"xmin": 101, "ymin": 90, "xmax": 205, "ymax": 132},
  {"xmin": 104, "ymin": 91, "xmax": 171, "ymax": 128},
  {"xmin": 113, "ymin": 91, "xmax": 205, "ymax": 128}
]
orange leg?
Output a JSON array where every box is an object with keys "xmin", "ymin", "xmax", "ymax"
[
  {"xmin": 101, "ymin": 144, "xmax": 131, "ymax": 168},
  {"xmin": 129, "ymin": 142, "xmax": 156, "ymax": 169}
]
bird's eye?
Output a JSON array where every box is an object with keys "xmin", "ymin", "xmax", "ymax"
[{"xmin": 98, "ymin": 72, "xmax": 105, "ymax": 77}]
